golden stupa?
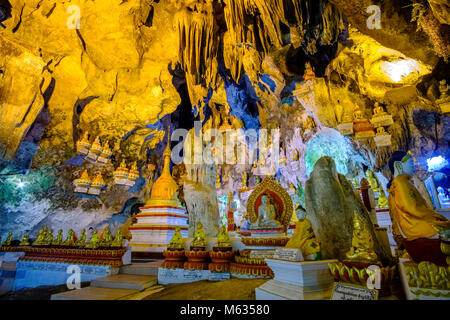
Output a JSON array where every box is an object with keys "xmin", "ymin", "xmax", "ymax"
[{"xmin": 147, "ymin": 128, "xmax": 180, "ymax": 207}]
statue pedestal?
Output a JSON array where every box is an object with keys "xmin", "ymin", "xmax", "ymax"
[{"xmin": 255, "ymin": 259, "xmax": 337, "ymax": 300}]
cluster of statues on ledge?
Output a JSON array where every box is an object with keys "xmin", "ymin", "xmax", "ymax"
[
  {"xmin": 2, "ymin": 225, "xmax": 125, "ymax": 249},
  {"xmin": 168, "ymin": 222, "xmax": 231, "ymax": 250}
]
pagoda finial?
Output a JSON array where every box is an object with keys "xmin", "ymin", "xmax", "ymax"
[{"xmin": 163, "ymin": 126, "xmax": 171, "ymax": 158}]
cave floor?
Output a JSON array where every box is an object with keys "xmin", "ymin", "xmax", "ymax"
[{"xmin": 142, "ymin": 279, "xmax": 268, "ymax": 300}]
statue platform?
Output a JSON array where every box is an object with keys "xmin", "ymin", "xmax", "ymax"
[{"xmin": 255, "ymin": 259, "xmax": 337, "ymax": 300}]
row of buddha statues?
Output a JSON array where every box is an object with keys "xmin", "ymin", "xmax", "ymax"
[
  {"xmin": 76, "ymin": 132, "xmax": 113, "ymax": 163},
  {"xmin": 1, "ymin": 226, "xmax": 125, "ymax": 249},
  {"xmin": 167, "ymin": 222, "xmax": 232, "ymax": 250},
  {"xmin": 338, "ymin": 102, "xmax": 393, "ymax": 147}
]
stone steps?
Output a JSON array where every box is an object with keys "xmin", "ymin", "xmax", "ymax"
[
  {"xmin": 91, "ymin": 274, "xmax": 157, "ymax": 291},
  {"xmin": 50, "ymin": 263, "xmax": 163, "ymax": 300},
  {"xmin": 119, "ymin": 260, "xmax": 163, "ymax": 276}
]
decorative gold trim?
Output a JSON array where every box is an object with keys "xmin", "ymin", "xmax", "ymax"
[{"xmin": 246, "ymin": 176, "xmax": 293, "ymax": 227}]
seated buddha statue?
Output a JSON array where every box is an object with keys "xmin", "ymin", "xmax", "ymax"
[
  {"xmin": 63, "ymin": 229, "xmax": 77, "ymax": 246},
  {"xmin": 377, "ymin": 190, "xmax": 389, "ymax": 209},
  {"xmin": 365, "ymin": 169, "xmax": 380, "ymax": 193},
  {"xmin": 20, "ymin": 233, "xmax": 30, "ymax": 246},
  {"xmin": 216, "ymin": 224, "xmax": 231, "ymax": 248},
  {"xmin": 33, "ymin": 227, "xmax": 47, "ymax": 246},
  {"xmin": 285, "ymin": 207, "xmax": 321, "ymax": 260},
  {"xmin": 43, "ymin": 229, "xmax": 54, "ymax": 246},
  {"xmin": 86, "ymin": 229, "xmax": 100, "ymax": 249},
  {"xmin": 75, "ymin": 229, "xmax": 86, "ymax": 247},
  {"xmin": 100, "ymin": 226, "xmax": 113, "ymax": 247},
  {"xmin": 345, "ymin": 212, "xmax": 378, "ymax": 263},
  {"xmin": 168, "ymin": 226, "xmax": 184, "ymax": 250},
  {"xmin": 373, "ymin": 102, "xmax": 386, "ymax": 116},
  {"xmin": 2, "ymin": 232, "xmax": 12, "ymax": 246},
  {"xmin": 53, "ymin": 229, "xmax": 64, "ymax": 246},
  {"xmin": 111, "ymin": 229, "xmax": 124, "ymax": 248},
  {"xmin": 387, "ymin": 151, "xmax": 449, "ymax": 264},
  {"xmin": 251, "ymin": 195, "xmax": 282, "ymax": 229},
  {"xmin": 191, "ymin": 222, "xmax": 206, "ymax": 248}
]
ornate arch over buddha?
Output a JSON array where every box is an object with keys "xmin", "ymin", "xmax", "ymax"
[{"xmin": 246, "ymin": 176, "xmax": 293, "ymax": 229}]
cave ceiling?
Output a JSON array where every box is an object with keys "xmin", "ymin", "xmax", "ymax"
[{"xmin": 0, "ymin": 0, "xmax": 448, "ymax": 173}]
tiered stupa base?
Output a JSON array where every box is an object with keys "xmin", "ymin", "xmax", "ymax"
[{"xmin": 129, "ymin": 200, "xmax": 188, "ymax": 254}]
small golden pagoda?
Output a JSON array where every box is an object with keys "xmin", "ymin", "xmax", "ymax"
[
  {"xmin": 147, "ymin": 136, "xmax": 181, "ymax": 207},
  {"xmin": 74, "ymin": 170, "xmax": 92, "ymax": 193},
  {"xmin": 89, "ymin": 173, "xmax": 106, "ymax": 195},
  {"xmin": 76, "ymin": 132, "xmax": 91, "ymax": 155}
]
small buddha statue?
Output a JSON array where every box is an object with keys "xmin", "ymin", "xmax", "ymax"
[
  {"xmin": 345, "ymin": 212, "xmax": 378, "ymax": 263},
  {"xmin": 373, "ymin": 102, "xmax": 386, "ymax": 116},
  {"xmin": 191, "ymin": 222, "xmax": 206, "ymax": 248},
  {"xmin": 2, "ymin": 232, "xmax": 12, "ymax": 246},
  {"xmin": 111, "ymin": 229, "xmax": 124, "ymax": 247},
  {"xmin": 75, "ymin": 229, "xmax": 86, "ymax": 247},
  {"xmin": 131, "ymin": 161, "xmax": 138, "ymax": 172},
  {"xmin": 44, "ymin": 229, "xmax": 54, "ymax": 246},
  {"xmin": 285, "ymin": 207, "xmax": 321, "ymax": 260},
  {"xmin": 216, "ymin": 224, "xmax": 231, "ymax": 248},
  {"xmin": 100, "ymin": 226, "xmax": 113, "ymax": 247},
  {"xmin": 437, "ymin": 79, "xmax": 449, "ymax": 101},
  {"xmin": 292, "ymin": 149, "xmax": 299, "ymax": 162},
  {"xmin": 63, "ymin": 229, "xmax": 76, "ymax": 246},
  {"xmin": 86, "ymin": 229, "xmax": 100, "ymax": 249},
  {"xmin": 168, "ymin": 226, "xmax": 184, "ymax": 250},
  {"xmin": 20, "ymin": 233, "xmax": 30, "ymax": 246},
  {"xmin": 241, "ymin": 171, "xmax": 248, "ymax": 188},
  {"xmin": 377, "ymin": 190, "xmax": 389, "ymax": 209},
  {"xmin": 53, "ymin": 229, "xmax": 64, "ymax": 246},
  {"xmin": 216, "ymin": 172, "xmax": 221, "ymax": 186},
  {"xmin": 365, "ymin": 169, "xmax": 380, "ymax": 193},
  {"xmin": 33, "ymin": 227, "xmax": 47, "ymax": 246},
  {"xmin": 251, "ymin": 195, "xmax": 282, "ymax": 229},
  {"xmin": 376, "ymin": 127, "xmax": 387, "ymax": 136}
]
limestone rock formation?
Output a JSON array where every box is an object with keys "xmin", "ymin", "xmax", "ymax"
[{"xmin": 305, "ymin": 156, "xmax": 393, "ymax": 264}]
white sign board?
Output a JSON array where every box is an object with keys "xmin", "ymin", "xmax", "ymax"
[
  {"xmin": 249, "ymin": 250, "xmax": 276, "ymax": 259},
  {"xmin": 331, "ymin": 283, "xmax": 378, "ymax": 300},
  {"xmin": 273, "ymin": 248, "xmax": 303, "ymax": 261}
]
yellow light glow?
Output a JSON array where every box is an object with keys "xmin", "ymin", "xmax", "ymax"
[{"xmin": 382, "ymin": 59, "xmax": 420, "ymax": 83}]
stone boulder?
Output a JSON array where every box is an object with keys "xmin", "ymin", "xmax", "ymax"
[{"xmin": 305, "ymin": 156, "xmax": 393, "ymax": 265}]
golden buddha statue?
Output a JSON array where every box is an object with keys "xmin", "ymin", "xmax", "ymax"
[
  {"xmin": 33, "ymin": 227, "xmax": 47, "ymax": 246},
  {"xmin": 376, "ymin": 127, "xmax": 387, "ymax": 136},
  {"xmin": 373, "ymin": 102, "xmax": 386, "ymax": 116},
  {"xmin": 119, "ymin": 159, "xmax": 127, "ymax": 169},
  {"xmin": 43, "ymin": 229, "xmax": 54, "ymax": 246},
  {"xmin": 216, "ymin": 224, "xmax": 231, "ymax": 247},
  {"xmin": 191, "ymin": 221, "xmax": 206, "ymax": 248},
  {"xmin": 168, "ymin": 226, "xmax": 184, "ymax": 249},
  {"xmin": 20, "ymin": 233, "xmax": 30, "ymax": 246},
  {"xmin": 388, "ymin": 152, "xmax": 449, "ymax": 243},
  {"xmin": 111, "ymin": 229, "xmax": 124, "ymax": 247},
  {"xmin": 75, "ymin": 229, "xmax": 86, "ymax": 247},
  {"xmin": 377, "ymin": 191, "xmax": 389, "ymax": 209},
  {"xmin": 86, "ymin": 229, "xmax": 100, "ymax": 249},
  {"xmin": 52, "ymin": 230, "xmax": 63, "ymax": 246},
  {"xmin": 92, "ymin": 173, "xmax": 105, "ymax": 185},
  {"xmin": 365, "ymin": 169, "xmax": 380, "ymax": 193},
  {"xmin": 131, "ymin": 161, "xmax": 138, "ymax": 172},
  {"xmin": 285, "ymin": 210, "xmax": 321, "ymax": 260},
  {"xmin": 64, "ymin": 229, "xmax": 76, "ymax": 246},
  {"xmin": 148, "ymin": 128, "xmax": 180, "ymax": 206},
  {"xmin": 345, "ymin": 212, "xmax": 378, "ymax": 263},
  {"xmin": 2, "ymin": 232, "xmax": 12, "ymax": 246},
  {"xmin": 241, "ymin": 171, "xmax": 248, "ymax": 188},
  {"xmin": 292, "ymin": 149, "xmax": 299, "ymax": 162},
  {"xmin": 216, "ymin": 172, "xmax": 221, "ymax": 186},
  {"xmin": 351, "ymin": 177, "xmax": 360, "ymax": 189},
  {"xmin": 100, "ymin": 226, "xmax": 113, "ymax": 247},
  {"xmin": 251, "ymin": 194, "xmax": 282, "ymax": 229}
]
